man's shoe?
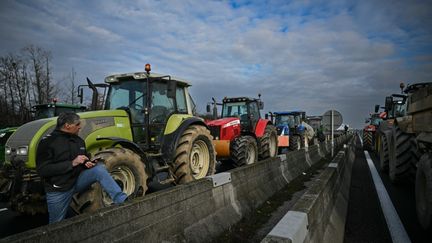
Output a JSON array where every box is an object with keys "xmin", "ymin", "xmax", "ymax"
[{"xmin": 124, "ymin": 186, "xmax": 144, "ymax": 202}]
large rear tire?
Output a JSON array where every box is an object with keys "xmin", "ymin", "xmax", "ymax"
[
  {"xmin": 379, "ymin": 133, "xmax": 390, "ymax": 172},
  {"xmin": 363, "ymin": 131, "xmax": 373, "ymax": 150},
  {"xmin": 231, "ymin": 135, "xmax": 258, "ymax": 167},
  {"xmin": 389, "ymin": 126, "xmax": 419, "ymax": 183},
  {"xmin": 415, "ymin": 153, "xmax": 432, "ymax": 230},
  {"xmin": 289, "ymin": 135, "xmax": 301, "ymax": 151},
  {"xmin": 258, "ymin": 125, "xmax": 278, "ymax": 160},
  {"xmin": 71, "ymin": 147, "xmax": 148, "ymax": 214},
  {"xmin": 172, "ymin": 125, "xmax": 216, "ymax": 184}
]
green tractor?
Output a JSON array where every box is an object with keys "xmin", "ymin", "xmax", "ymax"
[
  {"xmin": 0, "ymin": 102, "xmax": 87, "ymax": 167},
  {"xmin": 1, "ymin": 64, "xmax": 216, "ymax": 214}
]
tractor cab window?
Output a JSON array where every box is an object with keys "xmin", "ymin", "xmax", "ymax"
[
  {"xmin": 176, "ymin": 87, "xmax": 188, "ymax": 114},
  {"xmin": 34, "ymin": 107, "xmax": 55, "ymax": 119},
  {"xmin": 222, "ymin": 102, "xmax": 247, "ymax": 118},
  {"xmin": 150, "ymin": 82, "xmax": 175, "ymax": 123},
  {"xmin": 105, "ymin": 79, "xmax": 147, "ymax": 124},
  {"xmin": 294, "ymin": 115, "xmax": 302, "ymax": 126},
  {"xmin": 275, "ymin": 115, "xmax": 295, "ymax": 128},
  {"xmin": 248, "ymin": 102, "xmax": 260, "ymax": 120}
]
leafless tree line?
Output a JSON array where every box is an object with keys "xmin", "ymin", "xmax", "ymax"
[{"xmin": 0, "ymin": 45, "xmax": 59, "ymax": 127}]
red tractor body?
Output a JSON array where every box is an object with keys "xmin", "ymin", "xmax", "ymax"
[{"xmin": 206, "ymin": 96, "xmax": 278, "ymax": 166}]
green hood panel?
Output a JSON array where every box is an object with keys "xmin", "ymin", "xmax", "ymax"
[{"xmin": 5, "ymin": 109, "xmax": 132, "ymax": 169}]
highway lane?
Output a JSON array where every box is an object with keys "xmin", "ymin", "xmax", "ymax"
[
  {"xmin": 345, "ymin": 135, "xmax": 431, "ymax": 243},
  {"xmin": 369, "ymin": 152, "xmax": 431, "ymax": 243}
]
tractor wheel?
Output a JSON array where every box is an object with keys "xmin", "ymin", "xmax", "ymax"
[
  {"xmin": 415, "ymin": 153, "xmax": 432, "ymax": 230},
  {"xmin": 363, "ymin": 131, "xmax": 373, "ymax": 150},
  {"xmin": 71, "ymin": 147, "xmax": 148, "ymax": 214},
  {"xmin": 231, "ymin": 135, "xmax": 258, "ymax": 167},
  {"xmin": 379, "ymin": 133, "xmax": 390, "ymax": 172},
  {"xmin": 389, "ymin": 126, "xmax": 419, "ymax": 184},
  {"xmin": 172, "ymin": 125, "xmax": 216, "ymax": 184},
  {"xmin": 289, "ymin": 135, "xmax": 301, "ymax": 151},
  {"xmin": 258, "ymin": 125, "xmax": 278, "ymax": 160}
]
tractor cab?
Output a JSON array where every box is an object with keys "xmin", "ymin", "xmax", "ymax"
[
  {"xmin": 273, "ymin": 111, "xmax": 306, "ymax": 135},
  {"xmin": 32, "ymin": 102, "xmax": 87, "ymax": 119},
  {"xmin": 221, "ymin": 97, "xmax": 263, "ymax": 134},
  {"xmin": 384, "ymin": 94, "xmax": 407, "ymax": 119},
  {"xmin": 103, "ymin": 65, "xmax": 193, "ymax": 152}
]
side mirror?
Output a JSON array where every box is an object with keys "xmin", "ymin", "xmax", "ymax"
[
  {"xmin": 384, "ymin": 96, "xmax": 393, "ymax": 111},
  {"xmin": 167, "ymin": 80, "xmax": 177, "ymax": 99},
  {"xmin": 258, "ymin": 101, "xmax": 264, "ymax": 110},
  {"xmin": 374, "ymin": 104, "xmax": 380, "ymax": 113},
  {"xmin": 206, "ymin": 104, "xmax": 211, "ymax": 113}
]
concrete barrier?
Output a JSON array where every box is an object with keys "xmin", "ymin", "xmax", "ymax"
[
  {"xmin": 262, "ymin": 135, "xmax": 355, "ymax": 243},
  {"xmin": 1, "ymin": 135, "xmax": 352, "ymax": 243}
]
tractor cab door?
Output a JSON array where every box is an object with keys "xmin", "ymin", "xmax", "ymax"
[{"xmin": 247, "ymin": 101, "xmax": 260, "ymax": 133}]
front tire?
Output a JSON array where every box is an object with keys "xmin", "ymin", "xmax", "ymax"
[
  {"xmin": 231, "ymin": 135, "xmax": 258, "ymax": 167},
  {"xmin": 416, "ymin": 153, "xmax": 432, "ymax": 230},
  {"xmin": 172, "ymin": 125, "xmax": 216, "ymax": 184},
  {"xmin": 71, "ymin": 147, "xmax": 148, "ymax": 213},
  {"xmin": 258, "ymin": 125, "xmax": 278, "ymax": 159}
]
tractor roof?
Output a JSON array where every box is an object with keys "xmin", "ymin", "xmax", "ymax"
[
  {"xmin": 104, "ymin": 72, "xmax": 191, "ymax": 87},
  {"xmin": 222, "ymin": 97, "xmax": 258, "ymax": 103},
  {"xmin": 274, "ymin": 111, "xmax": 305, "ymax": 115}
]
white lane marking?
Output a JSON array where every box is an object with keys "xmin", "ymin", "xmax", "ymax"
[
  {"xmin": 364, "ymin": 151, "xmax": 411, "ymax": 243},
  {"xmin": 0, "ymin": 208, "xmax": 7, "ymax": 212}
]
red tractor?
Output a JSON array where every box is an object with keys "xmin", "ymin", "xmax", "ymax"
[{"xmin": 206, "ymin": 96, "xmax": 278, "ymax": 167}]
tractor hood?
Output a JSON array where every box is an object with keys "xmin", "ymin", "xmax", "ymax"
[
  {"xmin": 206, "ymin": 117, "xmax": 239, "ymax": 127},
  {"xmin": 5, "ymin": 109, "xmax": 132, "ymax": 169}
]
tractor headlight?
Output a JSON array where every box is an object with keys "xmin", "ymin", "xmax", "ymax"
[
  {"xmin": 5, "ymin": 146, "xmax": 11, "ymax": 155},
  {"xmin": 16, "ymin": 146, "xmax": 28, "ymax": 156}
]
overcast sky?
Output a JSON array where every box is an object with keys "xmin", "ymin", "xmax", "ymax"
[{"xmin": 1, "ymin": 0, "xmax": 431, "ymax": 128}]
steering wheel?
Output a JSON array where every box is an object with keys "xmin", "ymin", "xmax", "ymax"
[{"xmin": 151, "ymin": 114, "xmax": 166, "ymax": 123}]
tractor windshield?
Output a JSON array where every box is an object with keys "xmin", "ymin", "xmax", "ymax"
[
  {"xmin": 222, "ymin": 102, "xmax": 247, "ymax": 118},
  {"xmin": 275, "ymin": 115, "xmax": 296, "ymax": 128}
]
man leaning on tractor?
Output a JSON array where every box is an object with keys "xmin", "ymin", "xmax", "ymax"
[{"xmin": 36, "ymin": 112, "xmax": 127, "ymax": 223}]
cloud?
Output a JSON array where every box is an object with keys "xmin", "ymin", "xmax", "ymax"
[{"xmin": 0, "ymin": 0, "xmax": 431, "ymax": 128}]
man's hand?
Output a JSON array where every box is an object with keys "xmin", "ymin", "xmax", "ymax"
[{"xmin": 72, "ymin": 155, "xmax": 89, "ymax": 167}]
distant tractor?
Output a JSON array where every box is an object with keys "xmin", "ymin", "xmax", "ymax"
[
  {"xmin": 376, "ymin": 88, "xmax": 408, "ymax": 172},
  {"xmin": 362, "ymin": 107, "xmax": 383, "ymax": 151},
  {"xmin": 1, "ymin": 64, "xmax": 216, "ymax": 215},
  {"xmin": 270, "ymin": 111, "xmax": 311, "ymax": 152},
  {"xmin": 384, "ymin": 82, "xmax": 432, "ymax": 229},
  {"xmin": 0, "ymin": 102, "xmax": 87, "ymax": 166},
  {"xmin": 307, "ymin": 115, "xmax": 325, "ymax": 142},
  {"xmin": 206, "ymin": 96, "xmax": 278, "ymax": 167}
]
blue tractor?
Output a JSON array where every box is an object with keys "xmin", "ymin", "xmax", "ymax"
[{"xmin": 270, "ymin": 111, "xmax": 307, "ymax": 152}]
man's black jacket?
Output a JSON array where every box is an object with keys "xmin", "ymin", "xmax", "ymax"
[{"xmin": 36, "ymin": 129, "xmax": 88, "ymax": 192}]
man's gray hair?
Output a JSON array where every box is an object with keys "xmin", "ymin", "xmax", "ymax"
[{"xmin": 56, "ymin": 112, "xmax": 80, "ymax": 129}]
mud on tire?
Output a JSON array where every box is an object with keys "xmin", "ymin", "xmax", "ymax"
[
  {"xmin": 231, "ymin": 135, "xmax": 258, "ymax": 167},
  {"xmin": 258, "ymin": 125, "xmax": 278, "ymax": 160},
  {"xmin": 172, "ymin": 125, "xmax": 216, "ymax": 184},
  {"xmin": 71, "ymin": 147, "xmax": 148, "ymax": 214}
]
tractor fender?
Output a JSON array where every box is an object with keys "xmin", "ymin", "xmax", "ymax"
[
  {"xmin": 255, "ymin": 119, "xmax": 271, "ymax": 137},
  {"xmin": 161, "ymin": 117, "xmax": 208, "ymax": 162},
  {"xmin": 96, "ymin": 137, "xmax": 147, "ymax": 160}
]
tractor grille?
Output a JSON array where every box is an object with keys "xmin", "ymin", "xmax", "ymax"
[{"xmin": 208, "ymin": 125, "xmax": 220, "ymax": 139}]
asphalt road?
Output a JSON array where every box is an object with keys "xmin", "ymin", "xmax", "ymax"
[{"xmin": 344, "ymin": 137, "xmax": 431, "ymax": 243}]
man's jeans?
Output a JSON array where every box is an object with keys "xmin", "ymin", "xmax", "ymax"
[{"xmin": 46, "ymin": 164, "xmax": 127, "ymax": 223}]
